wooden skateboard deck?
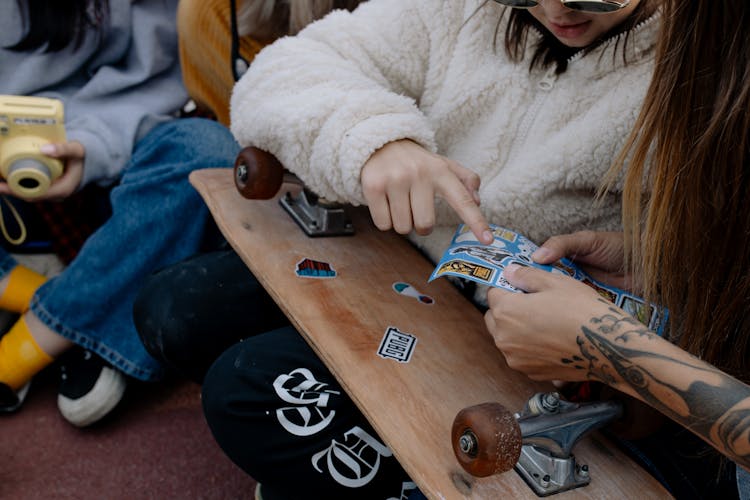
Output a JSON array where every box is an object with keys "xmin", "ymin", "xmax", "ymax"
[{"xmin": 190, "ymin": 168, "xmax": 671, "ymax": 499}]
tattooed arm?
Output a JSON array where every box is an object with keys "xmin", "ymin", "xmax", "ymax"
[{"xmin": 485, "ymin": 262, "xmax": 750, "ymax": 469}]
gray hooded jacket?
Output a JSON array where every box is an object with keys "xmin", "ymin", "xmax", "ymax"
[{"xmin": 0, "ymin": 0, "xmax": 187, "ymax": 187}]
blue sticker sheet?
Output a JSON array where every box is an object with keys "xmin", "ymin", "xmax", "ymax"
[{"xmin": 429, "ymin": 224, "xmax": 668, "ymax": 336}]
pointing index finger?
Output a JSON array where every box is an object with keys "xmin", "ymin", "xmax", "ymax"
[{"xmin": 439, "ymin": 176, "xmax": 493, "ymax": 245}]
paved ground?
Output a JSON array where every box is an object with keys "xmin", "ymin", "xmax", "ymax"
[{"xmin": 1, "ymin": 367, "xmax": 256, "ymax": 499}]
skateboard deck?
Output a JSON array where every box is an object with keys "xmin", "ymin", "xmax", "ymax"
[{"xmin": 190, "ymin": 167, "xmax": 670, "ymax": 499}]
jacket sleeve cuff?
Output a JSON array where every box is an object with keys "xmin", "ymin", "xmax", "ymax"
[
  {"xmin": 309, "ymin": 111, "xmax": 437, "ymax": 204},
  {"xmin": 67, "ymin": 128, "xmax": 125, "ymax": 188}
]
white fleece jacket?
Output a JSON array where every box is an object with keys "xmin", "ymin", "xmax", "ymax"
[{"xmin": 231, "ymin": 0, "xmax": 659, "ymax": 270}]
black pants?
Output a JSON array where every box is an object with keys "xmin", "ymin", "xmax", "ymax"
[
  {"xmin": 203, "ymin": 326, "xmax": 414, "ymax": 499},
  {"xmin": 134, "ymin": 249, "xmax": 414, "ymax": 499},
  {"xmin": 133, "ymin": 248, "xmax": 288, "ymax": 383},
  {"xmin": 133, "ymin": 248, "xmax": 738, "ymax": 500}
]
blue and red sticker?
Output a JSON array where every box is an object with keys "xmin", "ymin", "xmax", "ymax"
[
  {"xmin": 295, "ymin": 258, "xmax": 337, "ymax": 279},
  {"xmin": 392, "ymin": 282, "xmax": 434, "ymax": 305}
]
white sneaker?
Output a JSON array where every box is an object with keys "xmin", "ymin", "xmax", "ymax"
[{"xmin": 57, "ymin": 348, "xmax": 127, "ymax": 427}]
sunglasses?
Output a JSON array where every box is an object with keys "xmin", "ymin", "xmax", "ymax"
[{"xmin": 494, "ymin": 0, "xmax": 631, "ymax": 13}]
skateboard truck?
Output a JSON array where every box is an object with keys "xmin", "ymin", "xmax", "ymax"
[
  {"xmin": 234, "ymin": 147, "xmax": 354, "ymax": 237},
  {"xmin": 452, "ymin": 392, "xmax": 623, "ymax": 496}
]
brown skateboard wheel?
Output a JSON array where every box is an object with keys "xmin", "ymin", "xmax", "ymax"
[
  {"xmin": 233, "ymin": 147, "xmax": 284, "ymax": 200},
  {"xmin": 451, "ymin": 402, "xmax": 523, "ymax": 477}
]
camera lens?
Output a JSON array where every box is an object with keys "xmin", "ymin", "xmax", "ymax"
[
  {"xmin": 18, "ymin": 177, "xmax": 41, "ymax": 189},
  {"xmin": 6, "ymin": 158, "xmax": 51, "ymax": 198}
]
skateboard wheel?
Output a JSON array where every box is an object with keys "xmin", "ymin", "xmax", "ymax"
[
  {"xmin": 234, "ymin": 147, "xmax": 284, "ymax": 200},
  {"xmin": 451, "ymin": 402, "xmax": 522, "ymax": 477}
]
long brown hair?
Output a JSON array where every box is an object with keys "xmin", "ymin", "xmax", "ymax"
[
  {"xmin": 611, "ymin": 1, "xmax": 750, "ymax": 381},
  {"xmin": 238, "ymin": 0, "xmax": 363, "ymax": 40}
]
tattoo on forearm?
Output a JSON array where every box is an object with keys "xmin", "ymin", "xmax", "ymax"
[{"xmin": 566, "ymin": 300, "xmax": 750, "ymax": 466}]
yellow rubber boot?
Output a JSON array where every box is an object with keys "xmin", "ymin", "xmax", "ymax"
[
  {"xmin": 0, "ymin": 316, "xmax": 53, "ymax": 391},
  {"xmin": 0, "ymin": 265, "xmax": 46, "ymax": 313}
]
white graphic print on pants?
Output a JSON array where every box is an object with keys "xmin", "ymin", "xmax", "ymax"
[{"xmin": 272, "ymin": 368, "xmax": 396, "ymax": 489}]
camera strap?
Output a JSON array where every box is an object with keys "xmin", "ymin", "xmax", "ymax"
[{"xmin": 0, "ymin": 195, "xmax": 27, "ymax": 246}]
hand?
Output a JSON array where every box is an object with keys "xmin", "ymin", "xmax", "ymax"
[
  {"xmin": 0, "ymin": 141, "xmax": 85, "ymax": 201},
  {"xmin": 361, "ymin": 140, "xmax": 493, "ymax": 244},
  {"xmin": 490, "ymin": 265, "xmax": 750, "ymax": 470},
  {"xmin": 531, "ymin": 231, "xmax": 631, "ymax": 290},
  {"xmin": 485, "ymin": 263, "xmax": 617, "ymax": 382}
]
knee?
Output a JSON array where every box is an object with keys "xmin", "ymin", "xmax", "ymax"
[
  {"xmin": 201, "ymin": 328, "xmax": 324, "ymax": 435},
  {"xmin": 201, "ymin": 335, "xmax": 280, "ymax": 434},
  {"xmin": 201, "ymin": 340, "xmax": 261, "ymax": 446},
  {"xmin": 164, "ymin": 118, "xmax": 238, "ymax": 154},
  {"xmin": 183, "ymin": 118, "xmax": 239, "ymax": 164},
  {"xmin": 201, "ymin": 343, "xmax": 237, "ymax": 421},
  {"xmin": 141, "ymin": 118, "xmax": 239, "ymax": 169},
  {"xmin": 133, "ymin": 267, "xmax": 199, "ymax": 366},
  {"xmin": 133, "ymin": 279, "xmax": 175, "ymax": 364}
]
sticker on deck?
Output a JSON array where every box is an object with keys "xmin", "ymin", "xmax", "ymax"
[
  {"xmin": 295, "ymin": 258, "xmax": 337, "ymax": 279},
  {"xmin": 377, "ymin": 326, "xmax": 417, "ymax": 363},
  {"xmin": 392, "ymin": 282, "xmax": 434, "ymax": 305}
]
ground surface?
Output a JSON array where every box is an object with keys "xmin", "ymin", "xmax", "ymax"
[{"xmin": 1, "ymin": 368, "xmax": 256, "ymax": 500}]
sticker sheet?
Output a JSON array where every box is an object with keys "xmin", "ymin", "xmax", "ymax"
[{"xmin": 429, "ymin": 224, "xmax": 668, "ymax": 336}]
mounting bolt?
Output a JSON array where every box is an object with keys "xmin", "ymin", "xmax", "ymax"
[
  {"xmin": 579, "ymin": 464, "xmax": 589, "ymax": 478},
  {"xmin": 458, "ymin": 430, "xmax": 478, "ymax": 458},
  {"xmin": 541, "ymin": 392, "xmax": 560, "ymax": 413},
  {"xmin": 540, "ymin": 474, "xmax": 551, "ymax": 488},
  {"xmin": 236, "ymin": 164, "xmax": 247, "ymax": 183}
]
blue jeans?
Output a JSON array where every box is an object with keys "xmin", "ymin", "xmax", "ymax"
[
  {"xmin": 739, "ymin": 466, "xmax": 750, "ymax": 500},
  {"xmin": 0, "ymin": 118, "xmax": 240, "ymax": 381}
]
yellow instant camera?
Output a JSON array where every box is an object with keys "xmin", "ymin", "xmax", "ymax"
[{"xmin": 0, "ymin": 95, "xmax": 66, "ymax": 199}]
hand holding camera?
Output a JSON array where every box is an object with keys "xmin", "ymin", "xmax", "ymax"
[{"xmin": 0, "ymin": 95, "xmax": 68, "ymax": 199}]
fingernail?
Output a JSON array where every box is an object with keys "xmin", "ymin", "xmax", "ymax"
[
  {"xmin": 532, "ymin": 247, "xmax": 552, "ymax": 261},
  {"xmin": 473, "ymin": 190, "xmax": 481, "ymax": 205},
  {"xmin": 503, "ymin": 263, "xmax": 520, "ymax": 276},
  {"xmin": 482, "ymin": 230, "xmax": 493, "ymax": 243},
  {"xmin": 39, "ymin": 144, "xmax": 56, "ymax": 155}
]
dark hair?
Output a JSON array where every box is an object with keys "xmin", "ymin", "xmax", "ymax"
[
  {"xmin": 9, "ymin": 0, "xmax": 109, "ymax": 52},
  {"xmin": 501, "ymin": 0, "xmax": 657, "ymax": 74}
]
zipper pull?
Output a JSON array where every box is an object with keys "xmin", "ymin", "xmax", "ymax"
[{"xmin": 538, "ymin": 67, "xmax": 557, "ymax": 91}]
